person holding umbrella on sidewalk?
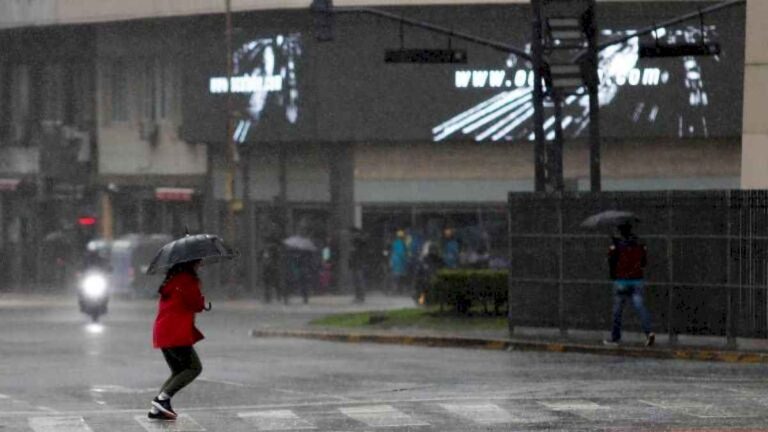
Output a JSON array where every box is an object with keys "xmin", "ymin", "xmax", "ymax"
[
  {"xmin": 145, "ymin": 234, "xmax": 236, "ymax": 421},
  {"xmin": 605, "ymin": 221, "xmax": 655, "ymax": 347},
  {"xmin": 582, "ymin": 212, "xmax": 655, "ymax": 347}
]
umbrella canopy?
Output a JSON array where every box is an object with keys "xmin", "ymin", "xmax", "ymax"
[
  {"xmin": 581, "ymin": 210, "xmax": 639, "ymax": 228},
  {"xmin": 283, "ymin": 235, "xmax": 317, "ymax": 252},
  {"xmin": 146, "ymin": 234, "xmax": 237, "ymax": 275}
]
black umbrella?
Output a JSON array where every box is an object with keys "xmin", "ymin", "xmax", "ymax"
[
  {"xmin": 581, "ymin": 210, "xmax": 639, "ymax": 228},
  {"xmin": 146, "ymin": 234, "xmax": 238, "ymax": 275}
]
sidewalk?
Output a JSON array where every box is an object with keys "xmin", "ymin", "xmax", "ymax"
[{"xmin": 249, "ymin": 293, "xmax": 768, "ymax": 364}]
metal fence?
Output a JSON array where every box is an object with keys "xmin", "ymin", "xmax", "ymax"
[{"xmin": 507, "ymin": 190, "xmax": 768, "ymax": 344}]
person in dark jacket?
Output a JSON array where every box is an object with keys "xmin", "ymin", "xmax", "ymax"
[
  {"xmin": 148, "ymin": 260, "xmax": 207, "ymax": 420},
  {"xmin": 604, "ymin": 223, "xmax": 655, "ymax": 347},
  {"xmin": 414, "ymin": 243, "xmax": 444, "ymax": 304}
]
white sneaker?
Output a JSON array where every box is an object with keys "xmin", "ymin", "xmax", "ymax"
[{"xmin": 645, "ymin": 333, "xmax": 656, "ymax": 347}]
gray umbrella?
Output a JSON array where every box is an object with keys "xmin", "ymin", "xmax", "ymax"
[
  {"xmin": 581, "ymin": 210, "xmax": 639, "ymax": 228},
  {"xmin": 146, "ymin": 234, "xmax": 237, "ymax": 275},
  {"xmin": 283, "ymin": 235, "xmax": 318, "ymax": 252}
]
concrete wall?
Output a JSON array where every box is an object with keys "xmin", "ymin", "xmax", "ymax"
[
  {"xmin": 740, "ymin": 0, "xmax": 768, "ymax": 188},
  {"xmin": 0, "ymin": 147, "xmax": 39, "ymax": 175},
  {"xmin": 0, "ymin": 0, "xmax": 716, "ymax": 28},
  {"xmin": 211, "ymin": 144, "xmax": 331, "ymax": 203}
]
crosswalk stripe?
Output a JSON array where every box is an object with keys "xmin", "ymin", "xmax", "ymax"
[
  {"xmin": 539, "ymin": 400, "xmax": 609, "ymax": 411},
  {"xmin": 339, "ymin": 405, "xmax": 430, "ymax": 427},
  {"xmin": 639, "ymin": 399, "xmax": 757, "ymax": 419},
  {"xmin": 237, "ymin": 410, "xmax": 316, "ymax": 430},
  {"xmin": 134, "ymin": 413, "xmax": 206, "ymax": 431},
  {"xmin": 439, "ymin": 402, "xmax": 518, "ymax": 424},
  {"xmin": 29, "ymin": 416, "xmax": 94, "ymax": 432}
]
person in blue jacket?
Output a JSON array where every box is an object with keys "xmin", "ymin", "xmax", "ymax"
[
  {"xmin": 442, "ymin": 228, "xmax": 460, "ymax": 269},
  {"xmin": 389, "ymin": 230, "xmax": 409, "ymax": 294}
]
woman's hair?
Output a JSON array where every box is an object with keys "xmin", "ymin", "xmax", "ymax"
[{"xmin": 158, "ymin": 260, "xmax": 201, "ymax": 293}]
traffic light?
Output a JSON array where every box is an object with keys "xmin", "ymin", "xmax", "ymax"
[
  {"xmin": 384, "ymin": 48, "xmax": 467, "ymax": 64},
  {"xmin": 639, "ymin": 41, "xmax": 721, "ymax": 58},
  {"xmin": 78, "ymin": 216, "xmax": 97, "ymax": 226},
  {"xmin": 311, "ymin": 0, "xmax": 334, "ymax": 42}
]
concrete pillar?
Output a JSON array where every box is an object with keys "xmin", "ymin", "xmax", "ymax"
[
  {"xmin": 330, "ymin": 142, "xmax": 355, "ymax": 293},
  {"xmin": 740, "ymin": 0, "xmax": 768, "ymax": 188},
  {"xmin": 0, "ymin": 195, "xmax": 4, "ymax": 252},
  {"xmin": 100, "ymin": 191, "xmax": 114, "ymax": 240},
  {"xmin": 203, "ymin": 147, "xmax": 221, "ymax": 289}
]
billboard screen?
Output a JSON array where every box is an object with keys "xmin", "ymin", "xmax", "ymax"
[{"xmin": 181, "ymin": 2, "xmax": 745, "ymax": 144}]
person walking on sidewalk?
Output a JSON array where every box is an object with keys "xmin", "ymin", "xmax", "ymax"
[
  {"xmin": 389, "ymin": 230, "xmax": 409, "ymax": 294},
  {"xmin": 604, "ymin": 223, "xmax": 655, "ymax": 347},
  {"xmin": 148, "ymin": 260, "xmax": 207, "ymax": 420}
]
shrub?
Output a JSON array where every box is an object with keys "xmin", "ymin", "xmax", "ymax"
[{"xmin": 425, "ymin": 269, "xmax": 508, "ymax": 315}]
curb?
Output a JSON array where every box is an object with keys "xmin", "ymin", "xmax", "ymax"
[{"xmin": 249, "ymin": 329, "xmax": 768, "ymax": 364}]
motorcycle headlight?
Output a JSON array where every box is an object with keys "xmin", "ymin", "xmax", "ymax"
[{"xmin": 81, "ymin": 274, "xmax": 107, "ymax": 299}]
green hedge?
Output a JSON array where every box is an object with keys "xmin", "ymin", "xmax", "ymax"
[{"xmin": 425, "ymin": 269, "xmax": 508, "ymax": 315}]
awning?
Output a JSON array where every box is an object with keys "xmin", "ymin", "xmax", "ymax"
[
  {"xmin": 155, "ymin": 187, "xmax": 195, "ymax": 202},
  {"xmin": 0, "ymin": 178, "xmax": 20, "ymax": 192}
]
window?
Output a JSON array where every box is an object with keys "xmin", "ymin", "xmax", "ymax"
[
  {"xmin": 110, "ymin": 60, "xmax": 129, "ymax": 122},
  {"xmin": 142, "ymin": 58, "xmax": 176, "ymax": 122},
  {"xmin": 0, "ymin": 63, "xmax": 9, "ymax": 140},
  {"xmin": 10, "ymin": 65, "xmax": 31, "ymax": 142},
  {"xmin": 41, "ymin": 63, "xmax": 63, "ymax": 123},
  {"xmin": 142, "ymin": 59, "xmax": 157, "ymax": 121}
]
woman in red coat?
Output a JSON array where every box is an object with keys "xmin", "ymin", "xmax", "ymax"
[{"xmin": 148, "ymin": 260, "xmax": 206, "ymax": 421}]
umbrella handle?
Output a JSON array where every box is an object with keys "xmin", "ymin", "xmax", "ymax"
[{"xmin": 204, "ymin": 302, "xmax": 212, "ymax": 311}]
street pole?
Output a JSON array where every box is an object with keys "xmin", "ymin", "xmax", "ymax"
[
  {"xmin": 585, "ymin": 0, "xmax": 601, "ymax": 192},
  {"xmin": 224, "ymin": 0, "xmax": 238, "ymax": 286},
  {"xmin": 552, "ymin": 92, "xmax": 565, "ymax": 192},
  {"xmin": 531, "ymin": 0, "xmax": 546, "ymax": 192},
  {"xmin": 242, "ymin": 147, "xmax": 255, "ymax": 296},
  {"xmin": 277, "ymin": 146, "xmax": 289, "ymax": 304}
]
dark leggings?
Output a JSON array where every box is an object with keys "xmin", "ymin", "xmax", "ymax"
[{"xmin": 160, "ymin": 346, "xmax": 202, "ymax": 397}]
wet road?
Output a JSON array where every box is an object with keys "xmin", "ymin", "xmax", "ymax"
[{"xmin": 1, "ymin": 294, "xmax": 768, "ymax": 431}]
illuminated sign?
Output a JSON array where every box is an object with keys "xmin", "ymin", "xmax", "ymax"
[
  {"xmin": 206, "ymin": 34, "xmax": 302, "ymax": 144},
  {"xmin": 434, "ymin": 25, "xmax": 721, "ymax": 142},
  {"xmin": 182, "ymin": 3, "xmax": 743, "ymax": 143}
]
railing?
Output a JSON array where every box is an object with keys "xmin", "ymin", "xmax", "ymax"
[{"xmin": 507, "ymin": 190, "xmax": 768, "ymax": 346}]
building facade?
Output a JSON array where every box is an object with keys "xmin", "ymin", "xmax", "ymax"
[{"xmin": 0, "ymin": 0, "xmax": 751, "ymax": 291}]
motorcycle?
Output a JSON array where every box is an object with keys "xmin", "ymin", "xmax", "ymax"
[{"xmin": 77, "ymin": 270, "xmax": 110, "ymax": 322}]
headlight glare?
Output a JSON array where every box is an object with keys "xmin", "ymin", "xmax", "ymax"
[{"xmin": 82, "ymin": 274, "xmax": 107, "ymax": 299}]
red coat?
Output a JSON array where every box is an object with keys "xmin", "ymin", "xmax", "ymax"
[{"xmin": 153, "ymin": 272, "xmax": 206, "ymax": 348}]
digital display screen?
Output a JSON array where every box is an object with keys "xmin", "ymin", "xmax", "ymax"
[
  {"xmin": 434, "ymin": 24, "xmax": 732, "ymax": 142},
  {"xmin": 181, "ymin": 2, "xmax": 744, "ymax": 144}
]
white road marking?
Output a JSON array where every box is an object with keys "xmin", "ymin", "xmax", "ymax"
[
  {"xmin": 639, "ymin": 399, "xmax": 756, "ymax": 418},
  {"xmin": 36, "ymin": 406, "xmax": 61, "ymax": 413},
  {"xmin": 29, "ymin": 416, "xmax": 94, "ymax": 432},
  {"xmin": 0, "ymin": 393, "xmax": 9, "ymax": 399},
  {"xmin": 135, "ymin": 413, "xmax": 206, "ymax": 431},
  {"xmin": 90, "ymin": 385, "xmax": 156, "ymax": 394},
  {"xmin": 0, "ymin": 393, "xmax": 546, "ymax": 417},
  {"xmin": 238, "ymin": 409, "xmax": 316, "ymax": 430},
  {"xmin": 339, "ymin": 404, "xmax": 429, "ymax": 427},
  {"xmin": 539, "ymin": 400, "xmax": 609, "ymax": 411},
  {"xmin": 197, "ymin": 378, "xmax": 248, "ymax": 387},
  {"xmin": 274, "ymin": 387, "xmax": 354, "ymax": 402},
  {"xmin": 439, "ymin": 402, "xmax": 518, "ymax": 424}
]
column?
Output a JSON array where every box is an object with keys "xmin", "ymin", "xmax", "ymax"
[
  {"xmin": 741, "ymin": 0, "xmax": 768, "ymax": 188},
  {"xmin": 330, "ymin": 142, "xmax": 355, "ymax": 293}
]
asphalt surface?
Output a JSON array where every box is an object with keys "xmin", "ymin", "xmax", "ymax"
[{"xmin": 2, "ymin": 292, "xmax": 768, "ymax": 432}]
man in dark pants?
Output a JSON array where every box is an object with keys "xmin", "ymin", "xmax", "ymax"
[
  {"xmin": 604, "ymin": 223, "xmax": 655, "ymax": 347},
  {"xmin": 349, "ymin": 228, "xmax": 368, "ymax": 304}
]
